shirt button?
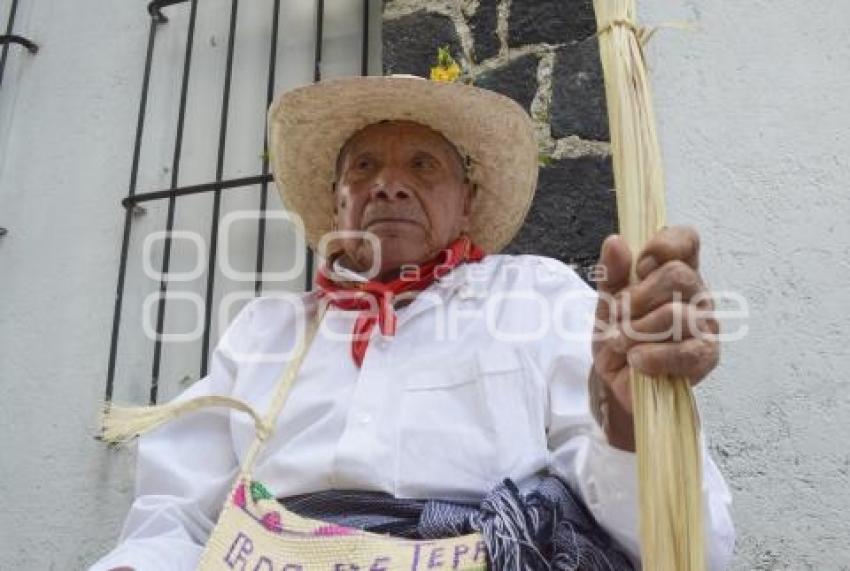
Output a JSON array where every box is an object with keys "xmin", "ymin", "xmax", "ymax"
[{"xmin": 358, "ymin": 413, "xmax": 372, "ymax": 425}]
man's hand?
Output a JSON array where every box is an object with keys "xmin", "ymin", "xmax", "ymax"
[{"xmin": 590, "ymin": 226, "xmax": 720, "ymax": 451}]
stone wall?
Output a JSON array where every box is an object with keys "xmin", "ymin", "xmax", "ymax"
[{"xmin": 382, "ymin": 0, "xmax": 614, "ymax": 281}]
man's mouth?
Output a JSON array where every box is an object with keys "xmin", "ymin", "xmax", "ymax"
[{"xmin": 365, "ymin": 218, "xmax": 418, "ymax": 227}]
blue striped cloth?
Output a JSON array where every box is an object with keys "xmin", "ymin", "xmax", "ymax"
[{"xmin": 279, "ymin": 477, "xmax": 634, "ymax": 570}]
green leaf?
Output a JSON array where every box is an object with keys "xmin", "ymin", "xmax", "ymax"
[
  {"xmin": 250, "ymin": 481, "xmax": 274, "ymax": 502},
  {"xmin": 435, "ymin": 45, "xmax": 456, "ymax": 68}
]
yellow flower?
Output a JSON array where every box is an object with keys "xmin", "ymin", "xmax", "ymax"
[
  {"xmin": 429, "ymin": 46, "xmax": 461, "ymax": 83},
  {"xmin": 430, "ymin": 63, "xmax": 461, "ymax": 83}
]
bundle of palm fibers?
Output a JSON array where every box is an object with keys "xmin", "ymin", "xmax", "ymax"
[{"xmin": 593, "ymin": 1, "xmax": 706, "ymax": 570}]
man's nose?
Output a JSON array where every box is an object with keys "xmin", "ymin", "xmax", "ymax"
[{"xmin": 371, "ymin": 165, "xmax": 411, "ymax": 201}]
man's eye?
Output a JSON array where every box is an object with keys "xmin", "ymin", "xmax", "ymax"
[
  {"xmin": 412, "ymin": 156, "xmax": 436, "ymax": 170},
  {"xmin": 356, "ymin": 158, "xmax": 373, "ymax": 170}
]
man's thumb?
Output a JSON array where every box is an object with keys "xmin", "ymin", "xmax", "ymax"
[{"xmin": 595, "ymin": 234, "xmax": 632, "ymax": 295}]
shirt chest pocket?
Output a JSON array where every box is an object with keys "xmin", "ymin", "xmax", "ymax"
[{"xmin": 393, "ymin": 347, "xmax": 546, "ymax": 500}]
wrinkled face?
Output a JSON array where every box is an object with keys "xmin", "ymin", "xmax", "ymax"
[{"xmin": 332, "ymin": 120, "xmax": 473, "ymax": 277}]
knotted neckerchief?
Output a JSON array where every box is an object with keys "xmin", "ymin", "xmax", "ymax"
[{"xmin": 315, "ymin": 235, "xmax": 485, "ymax": 367}]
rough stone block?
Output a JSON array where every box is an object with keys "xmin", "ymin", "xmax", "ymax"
[
  {"xmin": 383, "ymin": 11, "xmax": 462, "ymax": 79},
  {"xmin": 474, "ymin": 53, "xmax": 539, "ymax": 113},
  {"xmin": 503, "ymin": 155, "xmax": 616, "ymax": 283},
  {"xmin": 551, "ymin": 41, "xmax": 610, "ymax": 141},
  {"xmin": 507, "ymin": 0, "xmax": 596, "ymax": 47},
  {"xmin": 469, "ymin": 0, "xmax": 500, "ymax": 62}
]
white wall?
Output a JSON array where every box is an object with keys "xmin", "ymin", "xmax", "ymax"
[
  {"xmin": 0, "ymin": 0, "xmax": 848, "ymax": 569},
  {"xmin": 641, "ymin": 2, "xmax": 850, "ymax": 568}
]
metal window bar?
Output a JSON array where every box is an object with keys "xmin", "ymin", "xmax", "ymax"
[
  {"xmin": 256, "ymin": 0, "xmax": 282, "ymax": 299},
  {"xmin": 104, "ymin": 0, "xmax": 373, "ymax": 404},
  {"xmin": 0, "ymin": 0, "xmax": 39, "ymax": 90}
]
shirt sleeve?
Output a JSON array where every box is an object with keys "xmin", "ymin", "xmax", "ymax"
[
  {"xmin": 533, "ymin": 257, "xmax": 736, "ymax": 570},
  {"xmin": 88, "ymin": 300, "xmax": 257, "ymax": 571}
]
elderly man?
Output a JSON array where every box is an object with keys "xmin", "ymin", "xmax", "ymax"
[{"xmin": 91, "ymin": 76, "xmax": 734, "ymax": 570}]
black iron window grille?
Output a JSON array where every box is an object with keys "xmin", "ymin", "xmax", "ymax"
[
  {"xmin": 1, "ymin": 0, "xmax": 38, "ymax": 240},
  {"xmin": 0, "ymin": 0, "xmax": 38, "ymax": 90},
  {"xmin": 105, "ymin": 0, "xmax": 375, "ymax": 408}
]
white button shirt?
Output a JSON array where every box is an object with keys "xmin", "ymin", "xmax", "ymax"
[{"xmin": 90, "ymin": 255, "xmax": 735, "ymax": 570}]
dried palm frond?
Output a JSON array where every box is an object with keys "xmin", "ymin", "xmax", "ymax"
[{"xmin": 593, "ymin": 1, "xmax": 705, "ymax": 569}]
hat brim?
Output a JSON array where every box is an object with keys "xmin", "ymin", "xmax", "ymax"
[{"xmin": 267, "ymin": 75, "xmax": 538, "ymax": 254}]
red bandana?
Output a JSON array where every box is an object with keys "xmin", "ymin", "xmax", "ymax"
[{"xmin": 316, "ymin": 236, "xmax": 485, "ymax": 367}]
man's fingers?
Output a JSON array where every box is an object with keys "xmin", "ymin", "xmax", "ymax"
[
  {"xmin": 614, "ymin": 301, "xmax": 719, "ymax": 352},
  {"xmin": 619, "ymin": 260, "xmax": 705, "ymax": 319},
  {"xmin": 635, "ymin": 225, "xmax": 700, "ymax": 280},
  {"xmin": 627, "ymin": 337, "xmax": 720, "ymax": 383}
]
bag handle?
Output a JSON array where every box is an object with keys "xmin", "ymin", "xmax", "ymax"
[
  {"xmin": 239, "ymin": 303, "xmax": 326, "ymax": 475},
  {"xmin": 100, "ymin": 302, "xmax": 327, "ymax": 477}
]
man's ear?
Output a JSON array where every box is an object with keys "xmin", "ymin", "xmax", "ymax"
[
  {"xmin": 458, "ymin": 181, "xmax": 476, "ymax": 233},
  {"xmin": 462, "ymin": 181, "xmax": 477, "ymax": 217}
]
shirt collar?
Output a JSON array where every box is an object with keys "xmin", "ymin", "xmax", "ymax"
[
  {"xmin": 330, "ymin": 257, "xmax": 369, "ymax": 283},
  {"xmin": 394, "ymin": 259, "xmax": 492, "ymax": 326},
  {"xmin": 320, "ymin": 256, "xmax": 491, "ymax": 323}
]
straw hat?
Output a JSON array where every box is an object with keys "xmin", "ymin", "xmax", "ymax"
[{"xmin": 267, "ymin": 75, "xmax": 538, "ymax": 254}]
